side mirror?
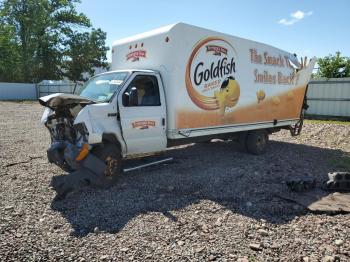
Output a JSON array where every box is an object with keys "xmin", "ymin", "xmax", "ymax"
[
  {"xmin": 122, "ymin": 92, "xmax": 130, "ymax": 106},
  {"xmin": 129, "ymin": 87, "xmax": 138, "ymax": 106},
  {"xmin": 122, "ymin": 87, "xmax": 138, "ymax": 106}
]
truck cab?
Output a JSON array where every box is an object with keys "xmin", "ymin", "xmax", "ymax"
[
  {"xmin": 40, "ymin": 70, "xmax": 168, "ymax": 176},
  {"xmin": 116, "ymin": 70, "xmax": 167, "ymax": 155}
]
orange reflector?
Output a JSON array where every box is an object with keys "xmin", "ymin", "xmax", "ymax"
[{"xmin": 76, "ymin": 143, "xmax": 89, "ymax": 161}]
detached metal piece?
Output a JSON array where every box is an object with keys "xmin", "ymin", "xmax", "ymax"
[
  {"xmin": 123, "ymin": 157, "xmax": 173, "ymax": 172},
  {"xmin": 323, "ymin": 172, "xmax": 350, "ymax": 192},
  {"xmin": 286, "ymin": 176, "xmax": 316, "ymax": 192}
]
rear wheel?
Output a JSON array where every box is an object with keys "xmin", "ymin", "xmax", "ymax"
[
  {"xmin": 91, "ymin": 143, "xmax": 123, "ymax": 183},
  {"xmin": 237, "ymin": 132, "xmax": 248, "ymax": 152},
  {"xmin": 246, "ymin": 130, "xmax": 268, "ymax": 155}
]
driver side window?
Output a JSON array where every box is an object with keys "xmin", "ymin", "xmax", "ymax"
[{"xmin": 123, "ymin": 75, "xmax": 161, "ymax": 107}]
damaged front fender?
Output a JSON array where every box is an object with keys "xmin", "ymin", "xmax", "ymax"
[{"xmin": 73, "ymin": 106, "xmax": 103, "ymax": 145}]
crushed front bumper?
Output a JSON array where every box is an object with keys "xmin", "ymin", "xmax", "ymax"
[
  {"xmin": 47, "ymin": 141, "xmax": 80, "ymax": 172},
  {"xmin": 47, "ymin": 142, "xmax": 110, "ymax": 200}
]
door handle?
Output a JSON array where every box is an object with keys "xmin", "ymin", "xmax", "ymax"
[{"xmin": 162, "ymin": 118, "xmax": 165, "ymax": 126}]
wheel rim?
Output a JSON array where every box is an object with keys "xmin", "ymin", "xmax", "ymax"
[
  {"xmin": 256, "ymin": 135, "xmax": 266, "ymax": 151},
  {"xmin": 105, "ymin": 156, "xmax": 120, "ymax": 178}
]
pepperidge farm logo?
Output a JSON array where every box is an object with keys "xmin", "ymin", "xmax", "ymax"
[
  {"xmin": 132, "ymin": 120, "xmax": 155, "ymax": 129},
  {"xmin": 126, "ymin": 50, "xmax": 147, "ymax": 62},
  {"xmin": 206, "ymin": 45, "xmax": 228, "ymax": 56},
  {"xmin": 185, "ymin": 37, "xmax": 240, "ymax": 113}
]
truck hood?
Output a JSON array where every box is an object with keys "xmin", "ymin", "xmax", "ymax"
[{"xmin": 38, "ymin": 93, "xmax": 95, "ymax": 110}]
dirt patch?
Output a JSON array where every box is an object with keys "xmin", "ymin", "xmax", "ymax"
[{"xmin": 0, "ymin": 101, "xmax": 349, "ymax": 261}]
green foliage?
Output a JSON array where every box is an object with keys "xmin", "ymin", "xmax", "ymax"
[
  {"xmin": 0, "ymin": 23, "xmax": 21, "ymax": 82},
  {"xmin": 0, "ymin": 0, "xmax": 109, "ymax": 83},
  {"xmin": 316, "ymin": 52, "xmax": 350, "ymax": 78},
  {"xmin": 63, "ymin": 28, "xmax": 109, "ymax": 82},
  {"xmin": 305, "ymin": 119, "xmax": 350, "ymax": 125}
]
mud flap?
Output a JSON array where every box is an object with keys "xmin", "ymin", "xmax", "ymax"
[{"xmin": 51, "ymin": 153, "xmax": 109, "ymax": 200}]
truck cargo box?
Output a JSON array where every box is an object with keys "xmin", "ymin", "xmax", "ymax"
[{"xmin": 112, "ymin": 23, "xmax": 315, "ymax": 139}]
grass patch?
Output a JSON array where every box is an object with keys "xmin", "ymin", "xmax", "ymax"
[
  {"xmin": 330, "ymin": 153, "xmax": 350, "ymax": 170},
  {"xmin": 305, "ymin": 119, "xmax": 350, "ymax": 125}
]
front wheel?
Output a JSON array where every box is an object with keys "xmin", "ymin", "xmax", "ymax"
[
  {"xmin": 91, "ymin": 143, "xmax": 123, "ymax": 183},
  {"xmin": 246, "ymin": 130, "xmax": 268, "ymax": 155}
]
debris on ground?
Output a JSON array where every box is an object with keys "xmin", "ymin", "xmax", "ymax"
[
  {"xmin": 308, "ymin": 192, "xmax": 350, "ymax": 213},
  {"xmin": 286, "ymin": 176, "xmax": 316, "ymax": 192},
  {"xmin": 277, "ymin": 191, "xmax": 350, "ymax": 214},
  {"xmin": 323, "ymin": 172, "xmax": 350, "ymax": 192}
]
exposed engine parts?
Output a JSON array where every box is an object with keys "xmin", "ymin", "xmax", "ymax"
[
  {"xmin": 323, "ymin": 172, "xmax": 350, "ymax": 192},
  {"xmin": 46, "ymin": 117, "xmax": 76, "ymax": 144},
  {"xmin": 44, "ymin": 102, "xmax": 89, "ymax": 145},
  {"xmin": 43, "ymin": 101, "xmax": 90, "ymax": 173}
]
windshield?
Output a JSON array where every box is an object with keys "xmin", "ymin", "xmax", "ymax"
[{"xmin": 75, "ymin": 72, "xmax": 129, "ymax": 102}]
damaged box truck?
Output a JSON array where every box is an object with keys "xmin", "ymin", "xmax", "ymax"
[{"xmin": 39, "ymin": 23, "xmax": 315, "ymax": 196}]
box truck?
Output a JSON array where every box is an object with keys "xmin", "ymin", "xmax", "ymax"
[{"xmin": 39, "ymin": 23, "xmax": 315, "ymax": 195}]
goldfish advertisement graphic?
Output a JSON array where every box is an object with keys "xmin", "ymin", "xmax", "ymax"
[
  {"xmin": 185, "ymin": 37, "xmax": 240, "ymax": 115},
  {"xmin": 176, "ymin": 36, "xmax": 313, "ymax": 129}
]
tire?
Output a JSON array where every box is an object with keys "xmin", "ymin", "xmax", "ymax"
[
  {"xmin": 246, "ymin": 130, "xmax": 268, "ymax": 155},
  {"xmin": 91, "ymin": 143, "xmax": 123, "ymax": 183},
  {"xmin": 237, "ymin": 132, "xmax": 248, "ymax": 152}
]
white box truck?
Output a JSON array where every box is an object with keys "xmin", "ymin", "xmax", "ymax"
[{"xmin": 39, "ymin": 23, "xmax": 315, "ymax": 196}]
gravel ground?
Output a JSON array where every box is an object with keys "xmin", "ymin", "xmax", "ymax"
[{"xmin": 0, "ymin": 101, "xmax": 349, "ymax": 261}]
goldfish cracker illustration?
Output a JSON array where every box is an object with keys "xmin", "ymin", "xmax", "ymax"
[
  {"xmin": 300, "ymin": 56, "xmax": 308, "ymax": 69},
  {"xmin": 287, "ymin": 90, "xmax": 294, "ymax": 100},
  {"xmin": 256, "ymin": 89, "xmax": 266, "ymax": 103},
  {"xmin": 214, "ymin": 76, "xmax": 240, "ymax": 116},
  {"xmin": 271, "ymin": 96, "xmax": 281, "ymax": 106}
]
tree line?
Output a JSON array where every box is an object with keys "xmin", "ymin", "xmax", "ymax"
[
  {"xmin": 0, "ymin": 0, "xmax": 109, "ymax": 83},
  {"xmin": 315, "ymin": 52, "xmax": 350, "ymax": 78}
]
